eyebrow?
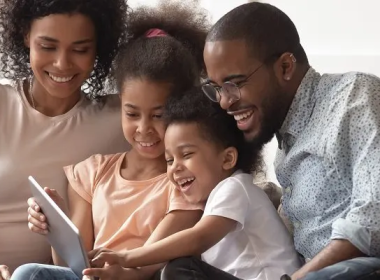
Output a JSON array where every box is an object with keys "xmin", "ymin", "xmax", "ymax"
[
  {"xmin": 37, "ymin": 36, "xmax": 94, "ymax": 45},
  {"xmin": 165, "ymin": 143, "xmax": 197, "ymax": 153},
  {"xmin": 205, "ymin": 74, "xmax": 248, "ymax": 84},
  {"xmin": 124, "ymin": 103, "xmax": 164, "ymax": 110}
]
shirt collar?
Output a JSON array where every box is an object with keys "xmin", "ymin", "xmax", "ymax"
[{"xmin": 279, "ymin": 67, "xmax": 321, "ymax": 140}]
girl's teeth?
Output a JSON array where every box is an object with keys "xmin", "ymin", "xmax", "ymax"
[
  {"xmin": 139, "ymin": 142, "xmax": 156, "ymax": 147},
  {"xmin": 49, "ymin": 74, "xmax": 74, "ymax": 83},
  {"xmin": 234, "ymin": 110, "xmax": 253, "ymax": 121}
]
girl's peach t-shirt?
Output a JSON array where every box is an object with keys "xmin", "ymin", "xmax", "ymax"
[{"xmin": 64, "ymin": 152, "xmax": 202, "ymax": 251}]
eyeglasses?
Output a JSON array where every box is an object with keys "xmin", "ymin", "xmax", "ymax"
[{"xmin": 202, "ymin": 63, "xmax": 264, "ymax": 103}]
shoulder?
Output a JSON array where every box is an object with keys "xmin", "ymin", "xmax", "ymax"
[
  {"xmin": 211, "ymin": 172, "xmax": 266, "ymax": 201},
  {"xmin": 76, "ymin": 152, "xmax": 125, "ymax": 172},
  {"xmin": 0, "ymin": 80, "xmax": 20, "ymax": 101},
  {"xmin": 79, "ymin": 94, "xmax": 121, "ymax": 117},
  {"xmin": 319, "ymin": 72, "xmax": 380, "ymax": 110}
]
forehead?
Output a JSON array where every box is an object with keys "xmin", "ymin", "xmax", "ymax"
[
  {"xmin": 165, "ymin": 123, "xmax": 204, "ymax": 146},
  {"xmin": 121, "ymin": 79, "xmax": 171, "ymax": 106},
  {"xmin": 29, "ymin": 13, "xmax": 96, "ymax": 41},
  {"xmin": 204, "ymin": 40, "xmax": 259, "ymax": 82}
]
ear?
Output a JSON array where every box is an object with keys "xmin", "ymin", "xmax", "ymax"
[
  {"xmin": 273, "ymin": 52, "xmax": 297, "ymax": 84},
  {"xmin": 221, "ymin": 147, "xmax": 238, "ymax": 171},
  {"xmin": 24, "ymin": 33, "xmax": 30, "ymax": 48}
]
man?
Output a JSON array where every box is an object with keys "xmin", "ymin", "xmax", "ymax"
[{"xmin": 201, "ymin": 2, "xmax": 380, "ymax": 280}]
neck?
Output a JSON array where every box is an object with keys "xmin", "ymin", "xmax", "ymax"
[
  {"xmin": 122, "ymin": 149, "xmax": 167, "ymax": 179},
  {"xmin": 282, "ymin": 64, "xmax": 310, "ymax": 114},
  {"xmin": 27, "ymin": 78, "xmax": 81, "ymax": 117},
  {"xmin": 287, "ymin": 64, "xmax": 310, "ymax": 100}
]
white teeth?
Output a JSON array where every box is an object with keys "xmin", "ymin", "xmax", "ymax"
[
  {"xmin": 49, "ymin": 74, "xmax": 74, "ymax": 83},
  {"xmin": 139, "ymin": 142, "xmax": 156, "ymax": 147},
  {"xmin": 234, "ymin": 110, "xmax": 253, "ymax": 121},
  {"xmin": 177, "ymin": 177, "xmax": 195, "ymax": 186}
]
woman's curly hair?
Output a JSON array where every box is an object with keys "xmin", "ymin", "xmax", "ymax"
[
  {"xmin": 0, "ymin": 0, "xmax": 129, "ymax": 99},
  {"xmin": 113, "ymin": 0, "xmax": 211, "ymax": 94}
]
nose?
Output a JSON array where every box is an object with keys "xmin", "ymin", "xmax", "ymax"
[
  {"xmin": 171, "ymin": 159, "xmax": 183, "ymax": 173},
  {"xmin": 53, "ymin": 51, "xmax": 72, "ymax": 71},
  {"xmin": 136, "ymin": 118, "xmax": 152, "ymax": 135},
  {"xmin": 219, "ymin": 93, "xmax": 235, "ymax": 110}
]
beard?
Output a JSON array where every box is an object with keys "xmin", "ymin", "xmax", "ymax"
[{"xmin": 245, "ymin": 82, "xmax": 289, "ymax": 149}]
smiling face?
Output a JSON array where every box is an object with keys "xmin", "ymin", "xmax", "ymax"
[
  {"xmin": 165, "ymin": 122, "xmax": 236, "ymax": 204},
  {"xmin": 121, "ymin": 78, "xmax": 171, "ymax": 159},
  {"xmin": 203, "ymin": 39, "xmax": 289, "ymax": 146},
  {"xmin": 26, "ymin": 13, "xmax": 97, "ymax": 99}
]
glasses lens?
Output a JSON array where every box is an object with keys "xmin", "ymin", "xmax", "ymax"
[
  {"xmin": 222, "ymin": 83, "xmax": 240, "ymax": 100},
  {"xmin": 202, "ymin": 84, "xmax": 220, "ymax": 102}
]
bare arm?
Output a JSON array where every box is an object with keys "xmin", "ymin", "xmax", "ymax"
[
  {"xmin": 291, "ymin": 240, "xmax": 364, "ymax": 279},
  {"xmin": 52, "ymin": 184, "xmax": 94, "ymax": 265},
  {"xmin": 92, "ymin": 215, "xmax": 236, "ymax": 269},
  {"xmin": 130, "ymin": 209, "xmax": 203, "ymax": 280}
]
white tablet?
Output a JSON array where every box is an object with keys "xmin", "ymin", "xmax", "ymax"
[{"xmin": 28, "ymin": 176, "xmax": 92, "ymax": 279}]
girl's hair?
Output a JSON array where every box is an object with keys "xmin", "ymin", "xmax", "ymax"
[
  {"xmin": 0, "ymin": 0, "xmax": 129, "ymax": 99},
  {"xmin": 113, "ymin": 0, "xmax": 210, "ymax": 95}
]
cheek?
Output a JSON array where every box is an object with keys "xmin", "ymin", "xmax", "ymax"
[
  {"xmin": 76, "ymin": 53, "xmax": 96, "ymax": 72},
  {"xmin": 29, "ymin": 48, "xmax": 46, "ymax": 70},
  {"xmin": 155, "ymin": 121, "xmax": 166, "ymax": 138},
  {"xmin": 121, "ymin": 119, "xmax": 136, "ymax": 140}
]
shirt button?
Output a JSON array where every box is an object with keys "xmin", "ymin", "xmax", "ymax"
[{"xmin": 285, "ymin": 187, "xmax": 291, "ymax": 193}]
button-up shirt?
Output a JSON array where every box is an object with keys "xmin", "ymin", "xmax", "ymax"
[{"xmin": 275, "ymin": 67, "xmax": 380, "ymax": 259}]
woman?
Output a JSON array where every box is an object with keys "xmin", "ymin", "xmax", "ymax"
[{"xmin": 0, "ymin": 0, "xmax": 129, "ymax": 277}]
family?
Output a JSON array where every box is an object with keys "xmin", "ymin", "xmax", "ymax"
[{"xmin": 1, "ymin": 0, "xmax": 379, "ymax": 280}]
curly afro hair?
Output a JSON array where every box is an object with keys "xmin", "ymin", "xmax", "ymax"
[
  {"xmin": 164, "ymin": 87, "xmax": 263, "ymax": 174},
  {"xmin": 0, "ymin": 0, "xmax": 129, "ymax": 99},
  {"xmin": 113, "ymin": 0, "xmax": 210, "ymax": 95}
]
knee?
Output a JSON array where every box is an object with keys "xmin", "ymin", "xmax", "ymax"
[
  {"xmin": 161, "ymin": 257, "xmax": 196, "ymax": 279},
  {"xmin": 11, "ymin": 263, "xmax": 41, "ymax": 280}
]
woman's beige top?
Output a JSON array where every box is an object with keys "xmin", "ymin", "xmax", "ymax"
[{"xmin": 0, "ymin": 81, "xmax": 129, "ymax": 272}]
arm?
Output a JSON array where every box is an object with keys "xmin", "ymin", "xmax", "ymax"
[
  {"xmin": 122, "ymin": 209, "xmax": 203, "ymax": 280},
  {"xmin": 94, "ymin": 215, "xmax": 236, "ymax": 268},
  {"xmin": 86, "ymin": 209, "xmax": 203, "ymax": 280},
  {"xmin": 130, "ymin": 215, "xmax": 236, "ymax": 266},
  {"xmin": 293, "ymin": 75, "xmax": 380, "ymax": 279},
  {"xmin": 52, "ymin": 184, "xmax": 94, "ymax": 265},
  {"xmin": 291, "ymin": 240, "xmax": 364, "ymax": 279}
]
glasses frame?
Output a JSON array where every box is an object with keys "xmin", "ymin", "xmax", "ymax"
[{"xmin": 202, "ymin": 52, "xmax": 289, "ymax": 103}]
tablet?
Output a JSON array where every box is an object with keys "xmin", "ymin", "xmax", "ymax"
[{"xmin": 28, "ymin": 176, "xmax": 92, "ymax": 279}]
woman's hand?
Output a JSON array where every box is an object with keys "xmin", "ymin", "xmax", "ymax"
[
  {"xmin": 27, "ymin": 188, "xmax": 66, "ymax": 235},
  {"xmin": 0, "ymin": 265, "xmax": 11, "ymax": 280}
]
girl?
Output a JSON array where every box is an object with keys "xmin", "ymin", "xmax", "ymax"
[
  {"xmin": 12, "ymin": 2, "xmax": 210, "ymax": 280},
  {"xmin": 85, "ymin": 88, "xmax": 302, "ymax": 280},
  {"xmin": 0, "ymin": 0, "xmax": 129, "ymax": 276}
]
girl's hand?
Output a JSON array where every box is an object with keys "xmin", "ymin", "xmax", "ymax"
[{"xmin": 27, "ymin": 188, "xmax": 66, "ymax": 235}]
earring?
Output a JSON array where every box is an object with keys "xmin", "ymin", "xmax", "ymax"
[
  {"xmin": 285, "ymin": 76, "xmax": 291, "ymax": 81},
  {"xmin": 290, "ymin": 54, "xmax": 297, "ymax": 63}
]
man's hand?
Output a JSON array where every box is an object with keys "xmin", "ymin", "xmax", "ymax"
[
  {"xmin": 0, "ymin": 265, "xmax": 11, "ymax": 280},
  {"xmin": 83, "ymin": 265, "xmax": 140, "ymax": 280}
]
